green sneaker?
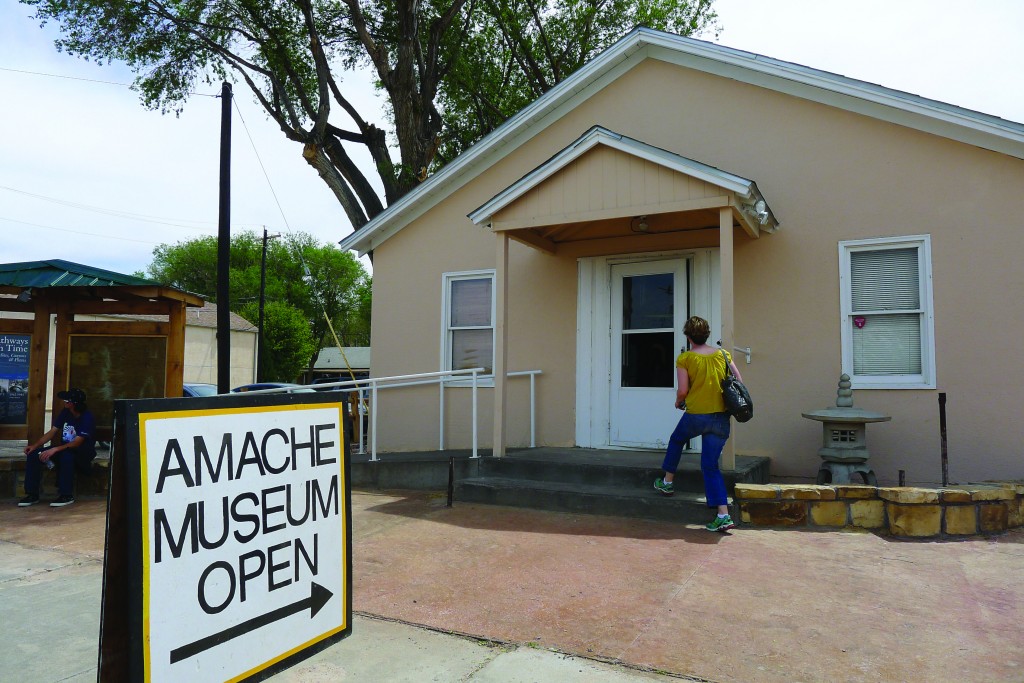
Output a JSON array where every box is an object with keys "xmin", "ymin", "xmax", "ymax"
[
  {"xmin": 653, "ymin": 478, "xmax": 674, "ymax": 496},
  {"xmin": 705, "ymin": 515, "xmax": 736, "ymax": 532}
]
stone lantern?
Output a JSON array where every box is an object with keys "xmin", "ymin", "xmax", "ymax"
[{"xmin": 802, "ymin": 374, "xmax": 891, "ymax": 485}]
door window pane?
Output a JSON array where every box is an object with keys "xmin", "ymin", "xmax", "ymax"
[
  {"xmin": 622, "ymin": 273, "xmax": 673, "ymax": 330},
  {"xmin": 621, "ymin": 332, "xmax": 674, "ymax": 388}
]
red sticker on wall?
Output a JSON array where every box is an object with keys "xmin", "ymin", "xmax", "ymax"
[{"xmin": 853, "ymin": 316, "xmax": 866, "ymax": 329}]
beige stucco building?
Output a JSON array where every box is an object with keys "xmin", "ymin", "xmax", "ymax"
[{"xmin": 340, "ymin": 29, "xmax": 1024, "ymax": 486}]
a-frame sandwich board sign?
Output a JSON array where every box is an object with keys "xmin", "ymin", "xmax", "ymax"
[{"xmin": 98, "ymin": 392, "xmax": 352, "ymax": 682}]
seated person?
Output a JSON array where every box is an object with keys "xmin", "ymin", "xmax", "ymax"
[{"xmin": 18, "ymin": 388, "xmax": 97, "ymax": 508}]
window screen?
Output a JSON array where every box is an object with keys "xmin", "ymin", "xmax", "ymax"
[
  {"xmin": 446, "ymin": 274, "xmax": 494, "ymax": 375},
  {"xmin": 840, "ymin": 234, "xmax": 936, "ymax": 389},
  {"xmin": 849, "ymin": 248, "xmax": 922, "ymax": 375}
]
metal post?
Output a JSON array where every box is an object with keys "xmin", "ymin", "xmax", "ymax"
[
  {"xmin": 371, "ymin": 381, "xmax": 378, "ymax": 462},
  {"xmin": 446, "ymin": 456, "xmax": 454, "ymax": 508},
  {"xmin": 257, "ymin": 228, "xmax": 280, "ymax": 382},
  {"xmin": 529, "ymin": 372, "xmax": 536, "ymax": 448},
  {"xmin": 471, "ymin": 369, "xmax": 478, "ymax": 458},
  {"xmin": 939, "ymin": 392, "xmax": 948, "ymax": 487},
  {"xmin": 438, "ymin": 379, "xmax": 445, "ymax": 451},
  {"xmin": 216, "ymin": 81, "xmax": 232, "ymax": 393}
]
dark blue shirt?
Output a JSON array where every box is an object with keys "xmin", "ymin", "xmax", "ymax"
[{"xmin": 53, "ymin": 408, "xmax": 96, "ymax": 457}]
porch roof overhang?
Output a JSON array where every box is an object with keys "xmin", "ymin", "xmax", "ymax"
[
  {"xmin": 0, "ymin": 259, "xmax": 203, "ymax": 314},
  {"xmin": 467, "ymin": 127, "xmax": 778, "ymax": 252}
]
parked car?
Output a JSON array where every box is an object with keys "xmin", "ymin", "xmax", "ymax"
[
  {"xmin": 231, "ymin": 382, "xmax": 317, "ymax": 394},
  {"xmin": 311, "ymin": 373, "xmax": 370, "ymax": 391},
  {"xmin": 182, "ymin": 383, "xmax": 219, "ymax": 397}
]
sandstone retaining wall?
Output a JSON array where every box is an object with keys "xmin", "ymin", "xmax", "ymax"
[{"xmin": 734, "ymin": 482, "xmax": 1024, "ymax": 538}]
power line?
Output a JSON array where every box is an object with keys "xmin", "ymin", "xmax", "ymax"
[
  {"xmin": 0, "ymin": 65, "xmax": 217, "ymax": 96},
  {"xmin": 232, "ymin": 101, "xmax": 293, "ymax": 235},
  {"xmin": 0, "ymin": 185, "xmax": 222, "ymax": 232},
  {"xmin": 0, "ymin": 215, "xmax": 162, "ymax": 245},
  {"xmin": 0, "ymin": 185, "xmax": 273, "ymax": 235}
]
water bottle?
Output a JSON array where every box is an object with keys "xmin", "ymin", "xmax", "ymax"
[{"xmin": 45, "ymin": 458, "xmax": 55, "ymax": 470}]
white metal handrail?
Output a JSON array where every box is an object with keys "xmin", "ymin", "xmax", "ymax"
[{"xmin": 243, "ymin": 368, "xmax": 542, "ymax": 462}]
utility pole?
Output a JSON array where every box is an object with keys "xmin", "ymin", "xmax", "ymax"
[
  {"xmin": 257, "ymin": 227, "xmax": 281, "ymax": 382},
  {"xmin": 216, "ymin": 81, "xmax": 232, "ymax": 393}
]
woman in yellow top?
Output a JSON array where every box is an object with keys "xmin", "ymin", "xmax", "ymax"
[{"xmin": 653, "ymin": 316, "xmax": 743, "ymax": 532}]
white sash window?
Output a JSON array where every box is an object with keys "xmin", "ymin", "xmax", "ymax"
[
  {"xmin": 442, "ymin": 270, "xmax": 495, "ymax": 378},
  {"xmin": 839, "ymin": 235, "xmax": 935, "ymax": 389}
]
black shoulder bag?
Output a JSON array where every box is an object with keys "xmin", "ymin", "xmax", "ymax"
[{"xmin": 720, "ymin": 349, "xmax": 753, "ymax": 422}]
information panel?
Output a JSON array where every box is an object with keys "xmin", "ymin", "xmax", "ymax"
[{"xmin": 100, "ymin": 394, "xmax": 352, "ymax": 683}]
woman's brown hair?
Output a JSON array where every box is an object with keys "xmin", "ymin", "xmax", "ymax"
[{"xmin": 683, "ymin": 316, "xmax": 711, "ymax": 345}]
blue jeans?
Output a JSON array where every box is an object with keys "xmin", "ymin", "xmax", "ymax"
[
  {"xmin": 23, "ymin": 447, "xmax": 95, "ymax": 497},
  {"xmin": 661, "ymin": 411, "xmax": 731, "ymax": 508}
]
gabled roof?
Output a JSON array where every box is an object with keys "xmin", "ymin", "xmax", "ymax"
[
  {"xmin": 97, "ymin": 301, "xmax": 257, "ymax": 331},
  {"xmin": 313, "ymin": 346, "xmax": 371, "ymax": 371},
  {"xmin": 0, "ymin": 259, "xmax": 156, "ymax": 288},
  {"xmin": 0, "ymin": 259, "xmax": 204, "ymax": 307},
  {"xmin": 339, "ymin": 27, "xmax": 1024, "ymax": 256},
  {"xmin": 468, "ymin": 125, "xmax": 778, "ymax": 232}
]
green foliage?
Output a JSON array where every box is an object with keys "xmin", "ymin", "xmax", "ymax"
[
  {"xmin": 22, "ymin": 0, "xmax": 719, "ymax": 229},
  {"xmin": 146, "ymin": 231, "xmax": 371, "ymax": 380},
  {"xmin": 434, "ymin": 0, "xmax": 719, "ymax": 164},
  {"xmin": 240, "ymin": 300, "xmax": 316, "ymax": 382}
]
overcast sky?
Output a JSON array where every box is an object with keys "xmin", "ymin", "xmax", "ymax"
[{"xmin": 2, "ymin": 0, "xmax": 1022, "ymax": 277}]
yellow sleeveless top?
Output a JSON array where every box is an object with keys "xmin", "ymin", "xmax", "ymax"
[{"xmin": 676, "ymin": 350, "xmax": 732, "ymax": 414}]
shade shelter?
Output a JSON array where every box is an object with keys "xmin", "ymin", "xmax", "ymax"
[{"xmin": 0, "ymin": 260, "xmax": 203, "ymax": 443}]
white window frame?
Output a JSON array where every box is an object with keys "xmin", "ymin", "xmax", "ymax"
[
  {"xmin": 441, "ymin": 269, "xmax": 496, "ymax": 386},
  {"xmin": 838, "ymin": 235, "xmax": 936, "ymax": 389}
]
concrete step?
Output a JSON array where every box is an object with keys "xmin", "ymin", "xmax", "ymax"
[
  {"xmin": 476, "ymin": 452, "xmax": 768, "ymax": 493},
  {"xmin": 454, "ymin": 476, "xmax": 726, "ymax": 524},
  {"xmin": 478, "ymin": 456, "xmax": 705, "ymax": 492}
]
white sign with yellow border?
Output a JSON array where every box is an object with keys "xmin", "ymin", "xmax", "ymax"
[{"xmin": 138, "ymin": 403, "xmax": 348, "ymax": 683}]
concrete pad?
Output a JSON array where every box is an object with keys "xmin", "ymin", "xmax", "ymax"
[
  {"xmin": 0, "ymin": 543, "xmax": 102, "ymax": 683},
  {"xmin": 471, "ymin": 647, "xmax": 677, "ymax": 682},
  {"xmin": 349, "ymin": 491, "xmax": 1024, "ymax": 683},
  {"xmin": 2, "ymin": 489, "xmax": 1023, "ymax": 683},
  {"xmin": 273, "ymin": 615, "xmax": 502, "ymax": 682}
]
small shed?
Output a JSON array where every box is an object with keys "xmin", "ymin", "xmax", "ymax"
[
  {"xmin": 0, "ymin": 259, "xmax": 203, "ymax": 443},
  {"xmin": 305, "ymin": 347, "xmax": 371, "ymax": 383}
]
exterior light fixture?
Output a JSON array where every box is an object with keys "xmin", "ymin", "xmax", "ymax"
[{"xmin": 742, "ymin": 199, "xmax": 770, "ymax": 225}]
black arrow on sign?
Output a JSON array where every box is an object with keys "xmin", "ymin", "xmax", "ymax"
[{"xmin": 169, "ymin": 581, "xmax": 333, "ymax": 664}]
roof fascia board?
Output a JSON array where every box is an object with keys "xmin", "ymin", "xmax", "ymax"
[
  {"xmin": 469, "ymin": 127, "xmax": 756, "ymax": 224},
  {"xmin": 338, "ymin": 35, "xmax": 651, "ymax": 255},
  {"xmin": 644, "ymin": 39, "xmax": 1024, "ymax": 157},
  {"xmin": 339, "ymin": 27, "xmax": 1022, "ymax": 254}
]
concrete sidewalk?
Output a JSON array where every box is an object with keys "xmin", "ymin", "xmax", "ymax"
[{"xmin": 2, "ymin": 492, "xmax": 1023, "ymax": 682}]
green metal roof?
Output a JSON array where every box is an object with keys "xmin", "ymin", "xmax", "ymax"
[{"xmin": 0, "ymin": 260, "xmax": 157, "ymax": 288}]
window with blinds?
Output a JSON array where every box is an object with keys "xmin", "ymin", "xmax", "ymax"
[
  {"xmin": 839, "ymin": 236, "xmax": 935, "ymax": 389},
  {"xmin": 444, "ymin": 272, "xmax": 495, "ymax": 376}
]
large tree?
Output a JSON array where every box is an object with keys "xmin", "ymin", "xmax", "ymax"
[
  {"xmin": 147, "ymin": 230, "xmax": 371, "ymax": 379},
  {"xmin": 23, "ymin": 0, "xmax": 718, "ymax": 232}
]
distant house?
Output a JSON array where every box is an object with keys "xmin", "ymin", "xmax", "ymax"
[
  {"xmin": 304, "ymin": 347, "xmax": 371, "ymax": 384},
  {"xmin": 86, "ymin": 301, "xmax": 259, "ymax": 388},
  {"xmin": 339, "ymin": 28, "xmax": 1024, "ymax": 486}
]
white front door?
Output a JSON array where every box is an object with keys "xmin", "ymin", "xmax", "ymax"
[{"xmin": 609, "ymin": 259, "xmax": 689, "ymax": 448}]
